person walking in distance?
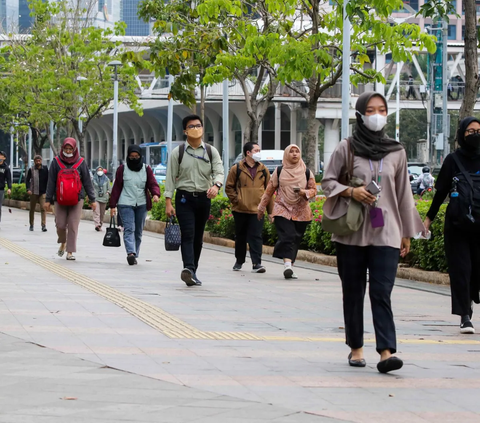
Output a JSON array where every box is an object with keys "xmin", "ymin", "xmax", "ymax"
[
  {"xmin": 0, "ymin": 151, "xmax": 12, "ymax": 225},
  {"xmin": 165, "ymin": 114, "xmax": 224, "ymax": 287},
  {"xmin": 92, "ymin": 166, "xmax": 111, "ymax": 232},
  {"xmin": 44, "ymin": 138, "xmax": 96, "ymax": 260},
  {"xmin": 424, "ymin": 117, "xmax": 480, "ymax": 334},
  {"xmin": 110, "ymin": 145, "xmax": 160, "ymax": 265},
  {"xmin": 322, "ymin": 92, "xmax": 425, "ymax": 374},
  {"xmin": 415, "ymin": 166, "xmax": 435, "ymax": 196},
  {"xmin": 257, "ymin": 144, "xmax": 316, "ymax": 280},
  {"xmin": 225, "ymin": 142, "xmax": 273, "ymax": 273},
  {"xmin": 406, "ymin": 75, "xmax": 416, "ymax": 100},
  {"xmin": 26, "ymin": 155, "xmax": 49, "ymax": 232}
]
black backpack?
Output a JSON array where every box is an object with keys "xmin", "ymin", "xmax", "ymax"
[
  {"xmin": 235, "ymin": 162, "xmax": 267, "ymax": 190},
  {"xmin": 446, "ymin": 153, "xmax": 480, "ymax": 232},
  {"xmin": 276, "ymin": 166, "xmax": 311, "ymax": 188}
]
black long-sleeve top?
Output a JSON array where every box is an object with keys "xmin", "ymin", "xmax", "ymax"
[
  {"xmin": 26, "ymin": 166, "xmax": 49, "ymax": 195},
  {"xmin": 0, "ymin": 163, "xmax": 12, "ymax": 191},
  {"xmin": 426, "ymin": 150, "xmax": 480, "ymax": 221}
]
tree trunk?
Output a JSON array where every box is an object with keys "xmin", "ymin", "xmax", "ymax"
[
  {"xmin": 243, "ymin": 118, "xmax": 259, "ymax": 144},
  {"xmin": 459, "ymin": 0, "xmax": 479, "ymax": 121},
  {"xmin": 304, "ymin": 102, "xmax": 318, "ymax": 171}
]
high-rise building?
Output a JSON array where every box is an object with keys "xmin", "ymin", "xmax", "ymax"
[
  {"xmin": 0, "ymin": 0, "xmax": 19, "ymax": 32},
  {"xmin": 18, "ymin": 0, "xmax": 33, "ymax": 32},
  {"xmin": 121, "ymin": 0, "xmax": 150, "ymax": 36}
]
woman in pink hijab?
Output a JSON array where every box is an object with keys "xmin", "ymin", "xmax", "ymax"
[
  {"xmin": 44, "ymin": 138, "xmax": 96, "ymax": 260},
  {"xmin": 258, "ymin": 144, "xmax": 316, "ymax": 279}
]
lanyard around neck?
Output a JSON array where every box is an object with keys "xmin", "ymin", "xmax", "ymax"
[{"xmin": 369, "ymin": 159, "xmax": 383, "ymax": 185}]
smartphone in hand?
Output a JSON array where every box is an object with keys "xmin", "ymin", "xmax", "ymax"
[
  {"xmin": 293, "ymin": 187, "xmax": 301, "ymax": 193},
  {"xmin": 365, "ymin": 181, "xmax": 381, "ymax": 195}
]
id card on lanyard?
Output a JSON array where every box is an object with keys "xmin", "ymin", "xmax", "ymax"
[{"xmin": 369, "ymin": 159, "xmax": 384, "ymax": 228}]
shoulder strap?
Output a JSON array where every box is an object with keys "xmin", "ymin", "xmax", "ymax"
[
  {"xmin": 178, "ymin": 144, "xmax": 185, "ymax": 165},
  {"xmin": 236, "ymin": 163, "xmax": 241, "ymax": 189},
  {"xmin": 452, "ymin": 153, "xmax": 475, "ymax": 192},
  {"xmin": 72, "ymin": 158, "xmax": 84, "ymax": 170},
  {"xmin": 205, "ymin": 143, "xmax": 213, "ymax": 163},
  {"xmin": 55, "ymin": 156, "xmax": 66, "ymax": 169},
  {"xmin": 276, "ymin": 166, "xmax": 283, "ymax": 188},
  {"xmin": 261, "ymin": 169, "xmax": 267, "ymax": 190},
  {"xmin": 305, "ymin": 168, "xmax": 310, "ymax": 187},
  {"xmin": 346, "ymin": 138, "xmax": 354, "ymax": 183}
]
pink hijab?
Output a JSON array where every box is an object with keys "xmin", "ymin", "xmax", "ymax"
[
  {"xmin": 271, "ymin": 144, "xmax": 307, "ymax": 204},
  {"xmin": 59, "ymin": 138, "xmax": 80, "ymax": 165}
]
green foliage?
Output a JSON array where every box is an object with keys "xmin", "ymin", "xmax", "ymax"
[
  {"xmin": 408, "ymin": 200, "xmax": 448, "ymax": 272},
  {"xmin": 0, "ymin": 0, "xmax": 142, "ymax": 155},
  {"xmin": 7, "ymin": 184, "xmax": 30, "ymax": 201}
]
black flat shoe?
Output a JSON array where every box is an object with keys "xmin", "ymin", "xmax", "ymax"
[
  {"xmin": 377, "ymin": 356, "xmax": 403, "ymax": 374},
  {"xmin": 348, "ymin": 352, "xmax": 366, "ymax": 367},
  {"xmin": 127, "ymin": 254, "xmax": 136, "ymax": 266}
]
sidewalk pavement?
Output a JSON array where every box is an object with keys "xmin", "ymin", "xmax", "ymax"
[{"xmin": 0, "ymin": 207, "xmax": 479, "ymax": 423}]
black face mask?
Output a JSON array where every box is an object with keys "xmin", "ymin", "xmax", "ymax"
[
  {"xmin": 464, "ymin": 133, "xmax": 480, "ymax": 154},
  {"xmin": 126, "ymin": 156, "xmax": 143, "ymax": 172}
]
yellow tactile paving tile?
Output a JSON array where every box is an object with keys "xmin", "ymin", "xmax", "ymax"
[{"xmin": 2, "ymin": 236, "xmax": 480, "ymax": 346}]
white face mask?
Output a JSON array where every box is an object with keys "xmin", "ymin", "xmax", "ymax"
[
  {"xmin": 97, "ymin": 171, "xmax": 104, "ymax": 176},
  {"xmin": 63, "ymin": 152, "xmax": 74, "ymax": 158},
  {"xmin": 361, "ymin": 113, "xmax": 387, "ymax": 132},
  {"xmin": 252, "ymin": 152, "xmax": 262, "ymax": 162}
]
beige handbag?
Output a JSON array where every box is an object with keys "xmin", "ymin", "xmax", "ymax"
[{"xmin": 321, "ymin": 140, "xmax": 365, "ymax": 236}]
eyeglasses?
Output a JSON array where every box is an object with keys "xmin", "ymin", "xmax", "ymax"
[
  {"xmin": 187, "ymin": 124, "xmax": 203, "ymax": 129},
  {"xmin": 466, "ymin": 129, "xmax": 480, "ymax": 135}
]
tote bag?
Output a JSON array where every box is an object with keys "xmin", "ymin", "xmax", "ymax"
[
  {"xmin": 165, "ymin": 216, "xmax": 181, "ymax": 251},
  {"xmin": 103, "ymin": 216, "xmax": 121, "ymax": 247}
]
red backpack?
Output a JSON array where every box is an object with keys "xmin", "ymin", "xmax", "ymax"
[{"xmin": 55, "ymin": 157, "xmax": 84, "ymax": 206}]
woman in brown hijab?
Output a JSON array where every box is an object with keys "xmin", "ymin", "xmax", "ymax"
[
  {"xmin": 258, "ymin": 144, "xmax": 316, "ymax": 279},
  {"xmin": 322, "ymin": 92, "xmax": 424, "ymax": 374}
]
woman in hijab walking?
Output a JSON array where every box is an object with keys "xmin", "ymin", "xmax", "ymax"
[
  {"xmin": 92, "ymin": 166, "xmax": 111, "ymax": 231},
  {"xmin": 424, "ymin": 117, "xmax": 480, "ymax": 334},
  {"xmin": 322, "ymin": 92, "xmax": 424, "ymax": 374},
  {"xmin": 44, "ymin": 138, "xmax": 96, "ymax": 260},
  {"xmin": 258, "ymin": 144, "xmax": 316, "ymax": 279},
  {"xmin": 110, "ymin": 145, "xmax": 160, "ymax": 265}
]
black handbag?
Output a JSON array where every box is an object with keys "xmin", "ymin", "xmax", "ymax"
[
  {"xmin": 103, "ymin": 216, "xmax": 121, "ymax": 247},
  {"xmin": 165, "ymin": 216, "xmax": 181, "ymax": 251}
]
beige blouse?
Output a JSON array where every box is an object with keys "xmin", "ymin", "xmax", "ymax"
[
  {"xmin": 321, "ymin": 139, "xmax": 424, "ymax": 248},
  {"xmin": 258, "ymin": 174, "xmax": 316, "ymax": 222}
]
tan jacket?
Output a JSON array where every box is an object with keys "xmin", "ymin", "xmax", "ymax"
[{"xmin": 225, "ymin": 160, "xmax": 274, "ymax": 214}]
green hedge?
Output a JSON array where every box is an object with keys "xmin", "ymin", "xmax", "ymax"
[
  {"xmin": 7, "ymin": 184, "xmax": 30, "ymax": 201},
  {"xmin": 149, "ymin": 192, "xmax": 448, "ymax": 273}
]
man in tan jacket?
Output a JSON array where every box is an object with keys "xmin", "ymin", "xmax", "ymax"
[{"xmin": 225, "ymin": 142, "xmax": 273, "ymax": 273}]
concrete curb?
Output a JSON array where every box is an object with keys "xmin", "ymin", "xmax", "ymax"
[{"xmin": 3, "ymin": 199, "xmax": 450, "ymax": 286}]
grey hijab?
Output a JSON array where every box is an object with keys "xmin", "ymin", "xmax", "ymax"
[{"xmin": 351, "ymin": 92, "xmax": 404, "ymax": 160}]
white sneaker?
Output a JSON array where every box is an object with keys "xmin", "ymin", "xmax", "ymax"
[
  {"xmin": 291, "ymin": 272, "xmax": 298, "ymax": 279},
  {"xmin": 460, "ymin": 319, "xmax": 475, "ymax": 334}
]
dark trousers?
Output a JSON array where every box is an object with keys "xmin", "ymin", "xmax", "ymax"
[
  {"xmin": 273, "ymin": 216, "xmax": 309, "ymax": 262},
  {"xmin": 233, "ymin": 211, "xmax": 264, "ymax": 265},
  {"xmin": 336, "ymin": 243, "xmax": 400, "ymax": 354},
  {"xmin": 175, "ymin": 191, "xmax": 211, "ymax": 273},
  {"xmin": 444, "ymin": 228, "xmax": 480, "ymax": 316}
]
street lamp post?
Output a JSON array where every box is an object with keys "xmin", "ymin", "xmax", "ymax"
[
  {"xmin": 76, "ymin": 76, "xmax": 87, "ymax": 135},
  {"xmin": 108, "ymin": 60, "xmax": 122, "ymax": 176},
  {"xmin": 341, "ymin": 0, "xmax": 351, "ymax": 140}
]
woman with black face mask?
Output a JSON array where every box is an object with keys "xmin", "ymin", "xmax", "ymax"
[
  {"xmin": 424, "ymin": 117, "xmax": 480, "ymax": 334},
  {"xmin": 110, "ymin": 145, "xmax": 161, "ymax": 265}
]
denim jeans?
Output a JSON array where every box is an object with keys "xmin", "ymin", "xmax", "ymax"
[{"xmin": 118, "ymin": 204, "xmax": 147, "ymax": 257}]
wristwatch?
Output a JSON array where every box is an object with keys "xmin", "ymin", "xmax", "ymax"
[{"xmin": 214, "ymin": 182, "xmax": 222, "ymax": 189}]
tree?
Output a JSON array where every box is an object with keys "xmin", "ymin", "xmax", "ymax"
[
  {"xmin": 137, "ymin": 0, "xmax": 225, "ymax": 125},
  {"xmin": 189, "ymin": 0, "xmax": 435, "ymax": 169},
  {"xmin": 261, "ymin": 0, "xmax": 436, "ymax": 170},
  {"xmin": 0, "ymin": 0, "xmax": 142, "ymax": 158}
]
